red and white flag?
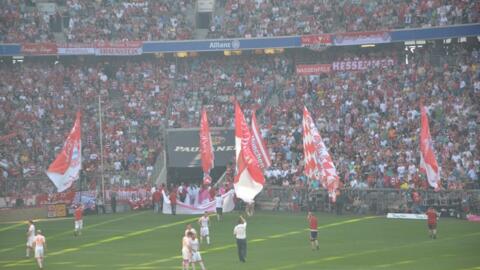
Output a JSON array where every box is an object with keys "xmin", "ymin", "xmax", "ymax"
[
  {"xmin": 46, "ymin": 112, "xmax": 82, "ymax": 192},
  {"xmin": 302, "ymin": 107, "xmax": 340, "ymax": 201},
  {"xmin": 250, "ymin": 110, "xmax": 271, "ymax": 170},
  {"xmin": 419, "ymin": 106, "xmax": 441, "ymax": 190},
  {"xmin": 234, "ymin": 102, "xmax": 265, "ymax": 203},
  {"xmin": 199, "ymin": 108, "xmax": 214, "ymax": 185}
]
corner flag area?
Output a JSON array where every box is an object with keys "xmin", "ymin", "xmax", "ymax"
[{"xmin": 0, "ymin": 211, "xmax": 479, "ymax": 270}]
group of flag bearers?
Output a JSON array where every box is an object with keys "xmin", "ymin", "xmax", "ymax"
[{"xmin": 30, "ymin": 101, "xmax": 441, "ymax": 268}]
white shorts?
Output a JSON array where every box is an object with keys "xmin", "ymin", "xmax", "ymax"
[
  {"xmin": 35, "ymin": 247, "xmax": 44, "ymax": 258},
  {"xmin": 27, "ymin": 237, "xmax": 35, "ymax": 247},
  {"xmin": 75, "ymin": 220, "xmax": 83, "ymax": 230},
  {"xmin": 200, "ymin": 227, "xmax": 209, "ymax": 237},
  {"xmin": 191, "ymin": 251, "xmax": 202, "ymax": 262},
  {"xmin": 182, "ymin": 248, "xmax": 190, "ymax": 261}
]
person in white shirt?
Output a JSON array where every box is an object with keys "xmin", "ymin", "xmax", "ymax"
[
  {"xmin": 233, "ymin": 216, "xmax": 247, "ymax": 262},
  {"xmin": 184, "ymin": 224, "xmax": 197, "ymax": 237},
  {"xmin": 188, "ymin": 231, "xmax": 207, "ymax": 270},
  {"xmin": 181, "ymin": 233, "xmax": 191, "ymax": 270},
  {"xmin": 215, "ymin": 193, "xmax": 223, "ymax": 221},
  {"xmin": 33, "ymin": 230, "xmax": 46, "ymax": 269},
  {"xmin": 26, "ymin": 220, "xmax": 35, "ymax": 258},
  {"xmin": 198, "ymin": 212, "xmax": 210, "ymax": 245}
]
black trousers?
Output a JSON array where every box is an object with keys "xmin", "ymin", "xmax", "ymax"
[{"xmin": 236, "ymin": 238, "xmax": 247, "ymax": 262}]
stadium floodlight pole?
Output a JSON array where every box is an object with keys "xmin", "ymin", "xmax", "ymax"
[{"xmin": 98, "ymin": 94, "xmax": 106, "ymax": 203}]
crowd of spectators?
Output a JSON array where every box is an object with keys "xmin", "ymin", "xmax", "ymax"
[
  {"xmin": 0, "ymin": 42, "xmax": 479, "ymax": 198},
  {"xmin": 0, "ymin": 57, "xmax": 171, "ymax": 195},
  {"xmin": 0, "ymin": 0, "xmax": 193, "ymax": 43},
  {"xmin": 208, "ymin": 0, "xmax": 480, "ymax": 39},
  {"xmin": 168, "ymin": 55, "xmax": 289, "ymax": 128},
  {"xmin": 262, "ymin": 44, "xmax": 479, "ymax": 192},
  {"xmin": 1, "ymin": 0, "xmax": 479, "ymax": 43}
]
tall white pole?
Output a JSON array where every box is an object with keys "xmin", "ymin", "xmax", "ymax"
[{"xmin": 98, "ymin": 94, "xmax": 106, "ymax": 202}]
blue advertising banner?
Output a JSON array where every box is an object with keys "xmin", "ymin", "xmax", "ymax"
[
  {"xmin": 0, "ymin": 24, "xmax": 478, "ymax": 56},
  {"xmin": 391, "ymin": 23, "xmax": 480, "ymax": 42},
  {"xmin": 0, "ymin": 44, "xmax": 21, "ymax": 56},
  {"xmin": 143, "ymin": 36, "xmax": 300, "ymax": 53}
]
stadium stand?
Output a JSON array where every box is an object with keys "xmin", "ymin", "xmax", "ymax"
[
  {"xmin": 0, "ymin": 0, "xmax": 479, "ymax": 43},
  {"xmin": 0, "ymin": 42, "xmax": 479, "ymax": 200}
]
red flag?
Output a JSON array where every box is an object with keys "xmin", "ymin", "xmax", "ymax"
[
  {"xmin": 46, "ymin": 112, "xmax": 82, "ymax": 192},
  {"xmin": 234, "ymin": 102, "xmax": 265, "ymax": 202},
  {"xmin": 250, "ymin": 110, "xmax": 271, "ymax": 169},
  {"xmin": 302, "ymin": 107, "xmax": 339, "ymax": 201},
  {"xmin": 419, "ymin": 106, "xmax": 441, "ymax": 190},
  {"xmin": 200, "ymin": 108, "xmax": 214, "ymax": 185}
]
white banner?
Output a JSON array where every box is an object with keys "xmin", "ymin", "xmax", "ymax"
[
  {"xmin": 386, "ymin": 213, "xmax": 427, "ymax": 220},
  {"xmin": 162, "ymin": 190, "xmax": 235, "ymax": 215}
]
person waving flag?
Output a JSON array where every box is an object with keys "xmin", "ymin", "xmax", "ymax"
[
  {"xmin": 199, "ymin": 108, "xmax": 214, "ymax": 185},
  {"xmin": 46, "ymin": 112, "xmax": 82, "ymax": 192},
  {"xmin": 234, "ymin": 102, "xmax": 265, "ymax": 203},
  {"xmin": 419, "ymin": 106, "xmax": 441, "ymax": 190}
]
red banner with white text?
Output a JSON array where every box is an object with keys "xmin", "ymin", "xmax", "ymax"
[
  {"xmin": 21, "ymin": 43, "xmax": 57, "ymax": 55},
  {"xmin": 301, "ymin": 34, "xmax": 332, "ymax": 45},
  {"xmin": 296, "ymin": 64, "xmax": 331, "ymax": 75}
]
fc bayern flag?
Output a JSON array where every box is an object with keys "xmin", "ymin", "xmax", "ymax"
[
  {"xmin": 46, "ymin": 112, "xmax": 82, "ymax": 192},
  {"xmin": 302, "ymin": 106, "xmax": 340, "ymax": 202},
  {"xmin": 250, "ymin": 110, "xmax": 271, "ymax": 170},
  {"xmin": 419, "ymin": 106, "xmax": 441, "ymax": 190},
  {"xmin": 234, "ymin": 102, "xmax": 265, "ymax": 203},
  {"xmin": 199, "ymin": 108, "xmax": 214, "ymax": 185}
]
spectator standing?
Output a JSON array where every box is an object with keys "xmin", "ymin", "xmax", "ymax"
[{"xmin": 170, "ymin": 189, "xmax": 177, "ymax": 215}]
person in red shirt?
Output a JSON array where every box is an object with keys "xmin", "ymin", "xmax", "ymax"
[
  {"xmin": 169, "ymin": 190, "xmax": 177, "ymax": 215},
  {"xmin": 426, "ymin": 207, "xmax": 439, "ymax": 239},
  {"xmin": 153, "ymin": 189, "xmax": 162, "ymax": 213},
  {"xmin": 307, "ymin": 212, "xmax": 319, "ymax": 250},
  {"xmin": 74, "ymin": 204, "xmax": 84, "ymax": 237}
]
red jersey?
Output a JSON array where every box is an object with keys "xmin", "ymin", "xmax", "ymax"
[
  {"xmin": 153, "ymin": 190, "xmax": 161, "ymax": 202},
  {"xmin": 426, "ymin": 209, "xmax": 437, "ymax": 225},
  {"xmin": 169, "ymin": 191, "xmax": 177, "ymax": 204},
  {"xmin": 308, "ymin": 215, "xmax": 318, "ymax": 231},
  {"xmin": 74, "ymin": 207, "xmax": 83, "ymax": 221}
]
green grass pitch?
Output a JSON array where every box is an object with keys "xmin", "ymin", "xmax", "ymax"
[{"xmin": 0, "ymin": 210, "xmax": 479, "ymax": 270}]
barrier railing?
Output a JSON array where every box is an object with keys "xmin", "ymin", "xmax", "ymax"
[{"xmin": 257, "ymin": 186, "xmax": 480, "ymax": 216}]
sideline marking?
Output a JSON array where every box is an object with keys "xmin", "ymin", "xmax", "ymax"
[
  {"xmin": 0, "ymin": 223, "xmax": 24, "ymax": 232},
  {"xmin": 3, "ymin": 215, "xmax": 199, "ymax": 268},
  {"xmin": 0, "ymin": 211, "xmax": 147, "ymax": 254},
  {"xmin": 122, "ymin": 216, "xmax": 378, "ymax": 269}
]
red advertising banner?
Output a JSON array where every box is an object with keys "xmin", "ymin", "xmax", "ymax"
[
  {"xmin": 301, "ymin": 34, "xmax": 332, "ymax": 45},
  {"xmin": 58, "ymin": 43, "xmax": 95, "ymax": 55},
  {"xmin": 333, "ymin": 31, "xmax": 391, "ymax": 46},
  {"xmin": 21, "ymin": 43, "xmax": 57, "ymax": 55},
  {"xmin": 296, "ymin": 64, "xmax": 331, "ymax": 75},
  {"xmin": 94, "ymin": 41, "xmax": 143, "ymax": 56},
  {"xmin": 331, "ymin": 57, "xmax": 395, "ymax": 71}
]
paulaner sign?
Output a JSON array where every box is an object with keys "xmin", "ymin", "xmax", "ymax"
[{"xmin": 167, "ymin": 128, "xmax": 234, "ymax": 167}]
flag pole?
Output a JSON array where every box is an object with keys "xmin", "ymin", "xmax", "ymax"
[{"xmin": 98, "ymin": 94, "xmax": 106, "ymax": 203}]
